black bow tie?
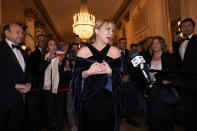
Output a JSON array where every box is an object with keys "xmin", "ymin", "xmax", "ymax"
[
  {"xmin": 121, "ymin": 52, "xmax": 125, "ymax": 55},
  {"xmin": 12, "ymin": 44, "xmax": 20, "ymax": 50},
  {"xmin": 182, "ymin": 37, "xmax": 190, "ymax": 42}
]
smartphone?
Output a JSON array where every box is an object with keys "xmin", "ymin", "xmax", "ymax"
[{"xmin": 54, "ymin": 50, "xmax": 65, "ymax": 56}]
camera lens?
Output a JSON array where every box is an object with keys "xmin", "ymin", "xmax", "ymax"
[{"xmin": 176, "ymin": 31, "xmax": 181, "ymax": 35}]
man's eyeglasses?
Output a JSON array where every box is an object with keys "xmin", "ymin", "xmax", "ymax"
[{"xmin": 38, "ymin": 39, "xmax": 46, "ymax": 42}]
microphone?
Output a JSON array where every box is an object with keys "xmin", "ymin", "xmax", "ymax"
[{"xmin": 130, "ymin": 50, "xmax": 151, "ymax": 83}]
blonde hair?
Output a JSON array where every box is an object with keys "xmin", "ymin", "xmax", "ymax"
[{"xmin": 92, "ymin": 18, "xmax": 115, "ymax": 42}]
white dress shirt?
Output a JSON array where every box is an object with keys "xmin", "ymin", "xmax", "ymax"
[
  {"xmin": 5, "ymin": 39, "xmax": 26, "ymax": 72},
  {"xmin": 149, "ymin": 60, "xmax": 162, "ymax": 82},
  {"xmin": 179, "ymin": 33, "xmax": 194, "ymax": 60}
]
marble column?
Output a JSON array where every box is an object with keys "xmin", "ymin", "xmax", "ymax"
[{"xmin": 24, "ymin": 9, "xmax": 36, "ymax": 51}]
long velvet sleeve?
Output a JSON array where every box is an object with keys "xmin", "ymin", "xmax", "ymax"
[
  {"xmin": 110, "ymin": 57, "xmax": 123, "ymax": 131},
  {"xmin": 70, "ymin": 57, "xmax": 92, "ymax": 127},
  {"xmin": 70, "ymin": 69, "xmax": 82, "ymax": 126}
]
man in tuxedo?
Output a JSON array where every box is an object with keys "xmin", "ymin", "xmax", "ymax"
[
  {"xmin": 118, "ymin": 38, "xmax": 140, "ymax": 127},
  {"xmin": 173, "ymin": 18, "xmax": 197, "ymax": 131},
  {"xmin": 28, "ymin": 33, "xmax": 47, "ymax": 131},
  {"xmin": 0, "ymin": 23, "xmax": 31, "ymax": 131}
]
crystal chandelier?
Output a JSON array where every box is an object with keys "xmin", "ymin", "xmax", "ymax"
[{"xmin": 72, "ymin": 0, "xmax": 95, "ymax": 42}]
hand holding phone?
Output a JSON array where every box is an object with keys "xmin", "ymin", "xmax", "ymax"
[{"xmin": 54, "ymin": 50, "xmax": 65, "ymax": 56}]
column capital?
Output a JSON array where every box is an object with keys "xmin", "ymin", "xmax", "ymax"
[{"xmin": 24, "ymin": 8, "xmax": 36, "ymax": 19}]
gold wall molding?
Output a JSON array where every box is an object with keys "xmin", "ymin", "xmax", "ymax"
[
  {"xmin": 124, "ymin": 11, "xmax": 130, "ymax": 22},
  {"xmin": 31, "ymin": 0, "xmax": 61, "ymax": 41},
  {"xmin": 113, "ymin": 0, "xmax": 132, "ymax": 23},
  {"xmin": 133, "ymin": 3, "xmax": 149, "ymax": 36}
]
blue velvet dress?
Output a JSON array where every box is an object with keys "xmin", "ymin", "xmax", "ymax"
[{"xmin": 70, "ymin": 44, "xmax": 123, "ymax": 131}]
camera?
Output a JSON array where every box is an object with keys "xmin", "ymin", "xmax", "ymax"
[{"xmin": 176, "ymin": 31, "xmax": 181, "ymax": 35}]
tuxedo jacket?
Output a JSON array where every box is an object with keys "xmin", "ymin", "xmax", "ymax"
[
  {"xmin": 121, "ymin": 49, "xmax": 133, "ymax": 75},
  {"xmin": 173, "ymin": 34, "xmax": 197, "ymax": 93},
  {"xmin": 0, "ymin": 40, "xmax": 31, "ymax": 105},
  {"xmin": 29, "ymin": 46, "xmax": 46, "ymax": 91}
]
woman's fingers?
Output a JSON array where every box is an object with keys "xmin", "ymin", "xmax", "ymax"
[
  {"xmin": 163, "ymin": 80, "xmax": 172, "ymax": 85},
  {"xmin": 89, "ymin": 61, "xmax": 112, "ymax": 75}
]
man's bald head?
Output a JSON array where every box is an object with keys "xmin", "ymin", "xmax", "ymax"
[{"xmin": 4, "ymin": 23, "xmax": 24, "ymax": 45}]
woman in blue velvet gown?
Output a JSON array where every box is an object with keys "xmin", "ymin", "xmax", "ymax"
[{"xmin": 70, "ymin": 18, "xmax": 123, "ymax": 131}]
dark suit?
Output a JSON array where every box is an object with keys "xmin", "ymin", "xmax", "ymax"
[
  {"xmin": 173, "ymin": 34, "xmax": 197, "ymax": 131},
  {"xmin": 121, "ymin": 49, "xmax": 136, "ymax": 123},
  {"xmin": 29, "ymin": 46, "xmax": 46, "ymax": 91},
  {"xmin": 28, "ymin": 46, "xmax": 45, "ymax": 131},
  {"xmin": 0, "ymin": 40, "xmax": 31, "ymax": 131}
]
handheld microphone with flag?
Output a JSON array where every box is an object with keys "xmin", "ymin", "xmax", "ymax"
[{"xmin": 130, "ymin": 50, "xmax": 151, "ymax": 84}]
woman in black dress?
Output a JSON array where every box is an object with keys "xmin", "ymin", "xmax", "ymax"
[
  {"xmin": 147, "ymin": 36, "xmax": 179, "ymax": 131},
  {"xmin": 71, "ymin": 18, "xmax": 123, "ymax": 131}
]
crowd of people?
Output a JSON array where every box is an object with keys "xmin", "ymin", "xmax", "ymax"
[{"xmin": 0, "ymin": 17, "xmax": 197, "ymax": 131}]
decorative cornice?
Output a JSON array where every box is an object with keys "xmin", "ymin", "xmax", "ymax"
[
  {"xmin": 31, "ymin": 0, "xmax": 61, "ymax": 41},
  {"xmin": 113, "ymin": 0, "xmax": 132, "ymax": 23},
  {"xmin": 35, "ymin": 20, "xmax": 44, "ymax": 28}
]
